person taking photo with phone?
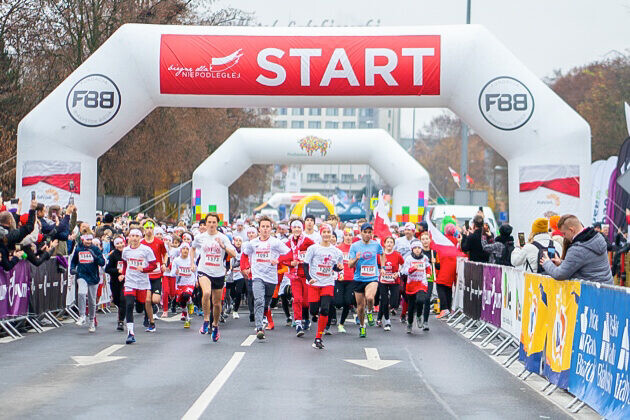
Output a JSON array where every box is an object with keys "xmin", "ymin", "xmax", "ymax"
[{"xmin": 511, "ymin": 218, "xmax": 562, "ymax": 273}]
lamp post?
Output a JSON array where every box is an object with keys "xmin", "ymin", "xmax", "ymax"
[{"xmin": 460, "ymin": 0, "xmax": 472, "ymax": 189}]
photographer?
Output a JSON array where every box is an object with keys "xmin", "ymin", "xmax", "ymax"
[
  {"xmin": 461, "ymin": 214, "xmax": 490, "ymax": 263},
  {"xmin": 0, "ymin": 199, "xmax": 37, "ymax": 271}
]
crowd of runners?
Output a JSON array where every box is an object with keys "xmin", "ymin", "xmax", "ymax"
[{"xmin": 72, "ymin": 212, "xmax": 450, "ymax": 350}]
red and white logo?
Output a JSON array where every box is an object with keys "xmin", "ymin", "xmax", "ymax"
[{"xmin": 160, "ymin": 35, "xmax": 441, "ymax": 96}]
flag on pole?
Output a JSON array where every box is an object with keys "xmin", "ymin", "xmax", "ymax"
[
  {"xmin": 372, "ymin": 190, "xmax": 392, "ymax": 245},
  {"xmin": 427, "ymin": 217, "xmax": 465, "ymax": 257},
  {"xmin": 448, "ymin": 167, "xmax": 461, "ymax": 188},
  {"xmin": 466, "ymin": 174, "xmax": 474, "ymax": 186}
]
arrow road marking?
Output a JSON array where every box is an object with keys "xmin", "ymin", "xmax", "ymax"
[
  {"xmin": 72, "ymin": 344, "xmax": 126, "ymax": 367},
  {"xmin": 344, "ymin": 348, "xmax": 401, "ymax": 371}
]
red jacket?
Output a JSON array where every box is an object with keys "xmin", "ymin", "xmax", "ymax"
[{"xmin": 283, "ymin": 235, "xmax": 314, "ymax": 278}]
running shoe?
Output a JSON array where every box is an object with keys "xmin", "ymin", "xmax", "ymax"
[
  {"xmin": 256, "ymin": 328, "xmax": 265, "ymax": 340},
  {"xmin": 423, "ymin": 322, "xmax": 430, "ymax": 332},
  {"xmin": 75, "ymin": 316, "xmax": 86, "ymax": 326},
  {"xmin": 406, "ymin": 324, "xmax": 413, "ymax": 334},
  {"xmin": 391, "ymin": 309, "xmax": 397, "ymax": 315},
  {"xmin": 88, "ymin": 321, "xmax": 96, "ymax": 333},
  {"xmin": 400, "ymin": 314, "xmax": 407, "ymax": 323},
  {"xmin": 143, "ymin": 314, "xmax": 149, "ymax": 328},
  {"xmin": 312, "ymin": 338, "xmax": 324, "ymax": 350},
  {"xmin": 181, "ymin": 313, "xmax": 187, "ymax": 321},
  {"xmin": 324, "ymin": 327, "xmax": 332, "ymax": 335},
  {"xmin": 211, "ymin": 326, "xmax": 220, "ymax": 342},
  {"xmin": 184, "ymin": 320, "xmax": 191, "ymax": 329},
  {"xmin": 117, "ymin": 321, "xmax": 124, "ymax": 331},
  {"xmin": 330, "ymin": 318, "xmax": 337, "ymax": 326},
  {"xmin": 436, "ymin": 310, "xmax": 450, "ymax": 319},
  {"xmin": 233, "ymin": 312, "xmax": 240, "ymax": 319},
  {"xmin": 199, "ymin": 321, "xmax": 209, "ymax": 334},
  {"xmin": 249, "ymin": 314, "xmax": 255, "ymax": 323},
  {"xmin": 303, "ymin": 319, "xmax": 311, "ymax": 331},
  {"xmin": 384, "ymin": 324, "xmax": 391, "ymax": 332},
  {"xmin": 337, "ymin": 324, "xmax": 346, "ymax": 334},
  {"xmin": 296, "ymin": 324, "xmax": 305, "ymax": 337},
  {"xmin": 355, "ymin": 316, "xmax": 360, "ymax": 325},
  {"xmin": 359, "ymin": 326, "xmax": 367, "ymax": 338},
  {"xmin": 286, "ymin": 317, "xmax": 292, "ymax": 326},
  {"xmin": 188, "ymin": 303, "xmax": 195, "ymax": 317},
  {"xmin": 417, "ymin": 317, "xmax": 423, "ymax": 329},
  {"xmin": 376, "ymin": 319, "xmax": 382, "ymax": 327},
  {"xmin": 367, "ymin": 312, "xmax": 375, "ymax": 327},
  {"xmin": 126, "ymin": 333, "xmax": 136, "ymax": 344},
  {"xmin": 146, "ymin": 324, "xmax": 156, "ymax": 333}
]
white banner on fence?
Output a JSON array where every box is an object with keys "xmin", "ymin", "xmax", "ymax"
[
  {"xmin": 66, "ymin": 273, "xmax": 76, "ymax": 307},
  {"xmin": 453, "ymin": 257, "xmax": 466, "ymax": 311},
  {"xmin": 499, "ymin": 267, "xmax": 525, "ymax": 338},
  {"xmin": 97, "ymin": 270, "xmax": 111, "ymax": 306}
]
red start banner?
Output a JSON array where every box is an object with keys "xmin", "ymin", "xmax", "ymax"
[{"xmin": 160, "ymin": 35, "xmax": 440, "ymax": 96}]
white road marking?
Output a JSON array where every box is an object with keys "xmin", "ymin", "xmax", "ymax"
[
  {"xmin": 156, "ymin": 314, "xmax": 183, "ymax": 322},
  {"xmin": 344, "ymin": 347, "xmax": 401, "ymax": 371},
  {"xmin": 240, "ymin": 335, "xmax": 256, "ymax": 347},
  {"xmin": 72, "ymin": 344, "xmax": 126, "ymax": 366},
  {"xmin": 181, "ymin": 352, "xmax": 245, "ymax": 420}
]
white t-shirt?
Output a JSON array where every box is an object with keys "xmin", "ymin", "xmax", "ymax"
[
  {"xmin": 192, "ymin": 232, "xmax": 235, "ymax": 277},
  {"xmin": 121, "ymin": 244, "xmax": 156, "ymax": 290},
  {"xmin": 242, "ymin": 237, "xmax": 290, "ymax": 284},
  {"xmin": 231, "ymin": 249, "xmax": 243, "ymax": 281},
  {"xmin": 402, "ymin": 254, "xmax": 430, "ymax": 285},
  {"xmin": 164, "ymin": 247, "xmax": 181, "ymax": 276},
  {"xmin": 394, "ymin": 236, "xmax": 415, "ymax": 258},
  {"xmin": 303, "ymin": 230, "xmax": 322, "ymax": 244},
  {"xmin": 171, "ymin": 255, "xmax": 196, "ymax": 287},
  {"xmin": 304, "ymin": 243, "xmax": 343, "ymax": 287}
]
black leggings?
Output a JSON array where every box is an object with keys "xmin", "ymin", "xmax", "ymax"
[
  {"xmin": 227, "ymin": 278, "xmax": 245, "ymax": 311},
  {"xmin": 246, "ymin": 279, "xmax": 254, "ymax": 318},
  {"xmin": 406, "ymin": 282, "xmax": 433, "ymax": 323},
  {"xmin": 110, "ymin": 280, "xmax": 126, "ymax": 322},
  {"xmin": 436, "ymin": 284, "xmax": 453, "ymax": 311},
  {"xmin": 334, "ymin": 281, "xmax": 354, "ymax": 325},
  {"xmin": 377, "ymin": 283, "xmax": 400, "ymax": 321},
  {"xmin": 125, "ymin": 295, "xmax": 138, "ymax": 323},
  {"xmin": 310, "ymin": 295, "xmax": 333, "ymax": 318}
]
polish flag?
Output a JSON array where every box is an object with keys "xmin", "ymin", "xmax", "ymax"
[
  {"xmin": 427, "ymin": 217, "xmax": 465, "ymax": 257},
  {"xmin": 372, "ymin": 190, "xmax": 392, "ymax": 245},
  {"xmin": 21, "ymin": 160, "xmax": 81, "ymax": 193},
  {"xmin": 466, "ymin": 174, "xmax": 474, "ymax": 186},
  {"xmin": 448, "ymin": 167, "xmax": 461, "ymax": 187},
  {"xmin": 519, "ymin": 165, "xmax": 580, "ymax": 198}
]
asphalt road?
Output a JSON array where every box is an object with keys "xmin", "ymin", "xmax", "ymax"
[{"xmin": 0, "ymin": 310, "xmax": 571, "ymax": 420}]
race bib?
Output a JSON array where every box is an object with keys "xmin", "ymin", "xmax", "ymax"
[
  {"xmin": 117, "ymin": 261, "xmax": 124, "ymax": 272},
  {"xmin": 381, "ymin": 273, "xmax": 396, "ymax": 284},
  {"xmin": 128, "ymin": 258, "xmax": 144, "ymax": 271},
  {"xmin": 256, "ymin": 251, "xmax": 270, "ymax": 263},
  {"xmin": 178, "ymin": 266, "xmax": 192, "ymax": 276},
  {"xmin": 205, "ymin": 253, "xmax": 222, "ymax": 267},
  {"xmin": 316, "ymin": 264, "xmax": 333, "ymax": 277},
  {"xmin": 360, "ymin": 265, "xmax": 376, "ymax": 277},
  {"xmin": 343, "ymin": 253, "xmax": 349, "ymax": 262},
  {"xmin": 78, "ymin": 251, "xmax": 93, "ymax": 264},
  {"xmin": 298, "ymin": 251, "xmax": 306, "ymax": 262},
  {"xmin": 408, "ymin": 262, "xmax": 426, "ymax": 283}
]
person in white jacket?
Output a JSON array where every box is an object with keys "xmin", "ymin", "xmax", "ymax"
[{"xmin": 511, "ymin": 218, "xmax": 563, "ymax": 273}]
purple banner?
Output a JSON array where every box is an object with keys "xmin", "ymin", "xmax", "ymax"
[
  {"xmin": 481, "ymin": 265, "xmax": 502, "ymax": 327},
  {"xmin": 0, "ymin": 261, "xmax": 31, "ymax": 318}
]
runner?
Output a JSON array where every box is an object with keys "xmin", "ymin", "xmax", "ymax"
[
  {"xmin": 242, "ymin": 216, "xmax": 290, "ymax": 340},
  {"xmin": 285, "ymin": 219, "xmax": 315, "ymax": 337},
  {"xmin": 120, "ymin": 229, "xmax": 157, "ymax": 344},
  {"xmin": 191, "ymin": 213, "xmax": 236, "ymax": 342},
  {"xmin": 161, "ymin": 234, "xmax": 179, "ymax": 317},
  {"xmin": 302, "ymin": 214, "xmax": 322, "ymax": 244},
  {"xmin": 226, "ymin": 235, "xmax": 245, "ymax": 319},
  {"xmin": 241, "ymin": 226, "xmax": 259, "ymax": 323},
  {"xmin": 335, "ymin": 228, "xmax": 356, "ymax": 333},
  {"xmin": 140, "ymin": 219, "xmax": 167, "ymax": 332},
  {"xmin": 348, "ymin": 223, "xmax": 383, "ymax": 338},
  {"xmin": 401, "ymin": 239, "xmax": 433, "ymax": 334},
  {"xmin": 303, "ymin": 223, "xmax": 344, "ymax": 349},
  {"xmin": 171, "ymin": 242, "xmax": 196, "ymax": 328},
  {"xmin": 104, "ymin": 236, "xmax": 126, "ymax": 331},
  {"xmin": 378, "ymin": 236, "xmax": 404, "ymax": 331},
  {"xmin": 419, "ymin": 231, "xmax": 439, "ymax": 331},
  {"xmin": 394, "ymin": 222, "xmax": 416, "ymax": 323}
]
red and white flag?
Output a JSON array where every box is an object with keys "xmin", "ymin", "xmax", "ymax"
[
  {"xmin": 466, "ymin": 174, "xmax": 474, "ymax": 186},
  {"xmin": 519, "ymin": 165, "xmax": 579, "ymax": 197},
  {"xmin": 372, "ymin": 190, "xmax": 392, "ymax": 246},
  {"xmin": 427, "ymin": 218, "xmax": 465, "ymax": 258},
  {"xmin": 22, "ymin": 160, "xmax": 81, "ymax": 193},
  {"xmin": 448, "ymin": 167, "xmax": 461, "ymax": 187}
]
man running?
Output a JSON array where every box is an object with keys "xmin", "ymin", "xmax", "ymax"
[
  {"xmin": 303, "ymin": 214, "xmax": 322, "ymax": 244},
  {"xmin": 242, "ymin": 216, "xmax": 290, "ymax": 340},
  {"xmin": 191, "ymin": 213, "xmax": 236, "ymax": 342},
  {"xmin": 348, "ymin": 223, "xmax": 383, "ymax": 338},
  {"xmin": 120, "ymin": 229, "xmax": 157, "ymax": 344},
  {"xmin": 141, "ymin": 219, "xmax": 167, "ymax": 332},
  {"xmin": 303, "ymin": 224, "xmax": 344, "ymax": 349},
  {"xmin": 285, "ymin": 219, "xmax": 315, "ymax": 337}
]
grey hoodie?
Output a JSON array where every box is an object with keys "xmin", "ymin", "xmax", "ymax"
[{"xmin": 542, "ymin": 227, "xmax": 612, "ymax": 284}]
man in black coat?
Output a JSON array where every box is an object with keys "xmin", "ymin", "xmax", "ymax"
[{"xmin": 461, "ymin": 215, "xmax": 490, "ymax": 263}]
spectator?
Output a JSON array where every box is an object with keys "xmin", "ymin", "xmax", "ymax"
[
  {"xmin": 481, "ymin": 224, "xmax": 514, "ymax": 265},
  {"xmin": 593, "ymin": 222, "xmax": 613, "ymax": 252},
  {"xmin": 511, "ymin": 218, "xmax": 562, "ymax": 273},
  {"xmin": 461, "ymin": 215, "xmax": 489, "ymax": 263},
  {"xmin": 0, "ymin": 200, "xmax": 37, "ymax": 271},
  {"xmin": 96, "ymin": 213, "xmax": 119, "ymax": 236},
  {"xmin": 541, "ymin": 215, "xmax": 613, "ymax": 284}
]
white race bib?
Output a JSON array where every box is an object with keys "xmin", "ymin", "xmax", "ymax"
[
  {"xmin": 79, "ymin": 251, "xmax": 94, "ymax": 264},
  {"xmin": 381, "ymin": 273, "xmax": 396, "ymax": 284},
  {"xmin": 205, "ymin": 253, "xmax": 222, "ymax": 267},
  {"xmin": 360, "ymin": 265, "xmax": 376, "ymax": 277},
  {"xmin": 117, "ymin": 261, "xmax": 124, "ymax": 272},
  {"xmin": 128, "ymin": 258, "xmax": 144, "ymax": 271},
  {"xmin": 316, "ymin": 264, "xmax": 333, "ymax": 277}
]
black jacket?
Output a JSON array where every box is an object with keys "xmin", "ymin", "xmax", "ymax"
[{"xmin": 461, "ymin": 228, "xmax": 490, "ymax": 263}]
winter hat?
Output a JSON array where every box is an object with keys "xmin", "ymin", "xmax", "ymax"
[
  {"xmin": 531, "ymin": 218, "xmax": 549, "ymax": 235},
  {"xmin": 444, "ymin": 224, "xmax": 456, "ymax": 236},
  {"xmin": 549, "ymin": 215, "xmax": 560, "ymax": 231},
  {"xmin": 499, "ymin": 224, "xmax": 513, "ymax": 237},
  {"xmin": 410, "ymin": 239, "xmax": 422, "ymax": 249}
]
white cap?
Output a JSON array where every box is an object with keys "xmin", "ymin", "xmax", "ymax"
[
  {"xmin": 154, "ymin": 227, "xmax": 164, "ymax": 235},
  {"xmin": 404, "ymin": 222, "xmax": 415, "ymax": 231}
]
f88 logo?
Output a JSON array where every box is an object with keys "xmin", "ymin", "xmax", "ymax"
[
  {"xmin": 66, "ymin": 74, "xmax": 121, "ymax": 127},
  {"xmin": 478, "ymin": 76, "xmax": 534, "ymax": 131}
]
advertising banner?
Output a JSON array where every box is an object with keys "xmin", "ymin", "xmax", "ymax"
[
  {"xmin": 568, "ymin": 283, "xmax": 630, "ymax": 419},
  {"xmin": 97, "ymin": 271, "xmax": 111, "ymax": 305},
  {"xmin": 481, "ymin": 265, "xmax": 502, "ymax": 327},
  {"xmin": 520, "ymin": 273, "xmax": 550, "ymax": 374},
  {"xmin": 29, "ymin": 259, "xmax": 65, "ymax": 315},
  {"xmin": 463, "ymin": 262, "xmax": 483, "ymax": 320},
  {"xmin": 500, "ymin": 267, "xmax": 524, "ymax": 338},
  {"xmin": 544, "ymin": 280, "xmax": 581, "ymax": 389},
  {"xmin": 160, "ymin": 35, "xmax": 441, "ymax": 96},
  {"xmin": 0, "ymin": 262, "xmax": 30, "ymax": 318},
  {"xmin": 21, "ymin": 160, "xmax": 81, "ymax": 207},
  {"xmin": 453, "ymin": 257, "xmax": 466, "ymax": 310}
]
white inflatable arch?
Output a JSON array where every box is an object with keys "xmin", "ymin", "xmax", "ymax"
[
  {"xmin": 192, "ymin": 128, "xmax": 428, "ymax": 222},
  {"xmin": 16, "ymin": 24, "xmax": 590, "ymax": 233}
]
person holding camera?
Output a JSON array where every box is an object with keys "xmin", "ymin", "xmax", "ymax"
[
  {"xmin": 0, "ymin": 198, "xmax": 37, "ymax": 270},
  {"xmin": 511, "ymin": 218, "xmax": 563, "ymax": 274},
  {"xmin": 461, "ymin": 214, "xmax": 490, "ymax": 263}
]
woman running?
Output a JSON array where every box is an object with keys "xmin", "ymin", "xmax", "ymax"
[
  {"xmin": 401, "ymin": 239, "xmax": 432, "ymax": 334},
  {"xmin": 335, "ymin": 228, "xmax": 356, "ymax": 333},
  {"xmin": 419, "ymin": 232, "xmax": 439, "ymax": 330},
  {"xmin": 378, "ymin": 236, "xmax": 404, "ymax": 331},
  {"xmin": 104, "ymin": 236, "xmax": 127, "ymax": 331},
  {"xmin": 171, "ymin": 242, "xmax": 196, "ymax": 328}
]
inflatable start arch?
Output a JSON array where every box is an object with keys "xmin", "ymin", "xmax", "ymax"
[{"xmin": 16, "ymin": 24, "xmax": 590, "ymax": 234}]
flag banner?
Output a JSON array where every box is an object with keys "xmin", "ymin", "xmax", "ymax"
[
  {"xmin": 591, "ymin": 157, "xmax": 617, "ymax": 225},
  {"xmin": 520, "ymin": 273, "xmax": 550, "ymax": 374},
  {"xmin": 568, "ymin": 283, "xmax": 630, "ymax": 419},
  {"xmin": 448, "ymin": 167, "xmax": 461, "ymax": 187},
  {"xmin": 463, "ymin": 262, "xmax": 474, "ymax": 318},
  {"xmin": 98, "ymin": 271, "xmax": 112, "ymax": 305},
  {"xmin": 463, "ymin": 262, "xmax": 483, "ymax": 320},
  {"xmin": 544, "ymin": 280, "xmax": 581, "ymax": 389},
  {"xmin": 0, "ymin": 261, "xmax": 30, "ymax": 319},
  {"xmin": 29, "ymin": 259, "xmax": 65, "ymax": 315},
  {"xmin": 500, "ymin": 266, "xmax": 525, "ymax": 338},
  {"xmin": 22, "ymin": 160, "xmax": 81, "ymax": 206},
  {"xmin": 453, "ymin": 257, "xmax": 466, "ymax": 310},
  {"xmin": 481, "ymin": 264, "xmax": 502, "ymax": 328},
  {"xmin": 372, "ymin": 190, "xmax": 392, "ymax": 246}
]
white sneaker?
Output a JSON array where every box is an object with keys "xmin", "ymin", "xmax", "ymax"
[
  {"xmin": 76, "ymin": 316, "xmax": 86, "ymax": 326},
  {"xmin": 88, "ymin": 321, "xmax": 96, "ymax": 333},
  {"xmin": 384, "ymin": 324, "xmax": 391, "ymax": 332},
  {"xmin": 232, "ymin": 312, "xmax": 239, "ymax": 319}
]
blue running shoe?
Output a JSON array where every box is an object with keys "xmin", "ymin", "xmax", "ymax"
[
  {"xmin": 199, "ymin": 321, "xmax": 209, "ymax": 335},
  {"xmin": 126, "ymin": 333, "xmax": 136, "ymax": 344},
  {"xmin": 303, "ymin": 319, "xmax": 311, "ymax": 331},
  {"xmin": 146, "ymin": 324, "xmax": 156, "ymax": 333},
  {"xmin": 211, "ymin": 326, "xmax": 220, "ymax": 342}
]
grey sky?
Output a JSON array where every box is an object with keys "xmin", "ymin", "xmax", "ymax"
[{"xmin": 216, "ymin": 0, "xmax": 630, "ymax": 137}]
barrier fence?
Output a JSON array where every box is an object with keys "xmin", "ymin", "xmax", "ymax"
[
  {"xmin": 450, "ymin": 259, "xmax": 630, "ymax": 419},
  {"xmin": 0, "ymin": 258, "xmax": 112, "ymax": 339}
]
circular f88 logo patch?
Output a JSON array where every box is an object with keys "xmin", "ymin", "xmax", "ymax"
[
  {"xmin": 478, "ymin": 76, "xmax": 534, "ymax": 131},
  {"xmin": 66, "ymin": 74, "xmax": 121, "ymax": 127}
]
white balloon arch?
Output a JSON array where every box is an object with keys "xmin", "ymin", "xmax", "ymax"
[
  {"xmin": 192, "ymin": 128, "xmax": 429, "ymax": 223},
  {"xmin": 16, "ymin": 24, "xmax": 590, "ymax": 233}
]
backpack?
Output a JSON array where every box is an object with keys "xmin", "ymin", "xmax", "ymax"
[
  {"xmin": 496, "ymin": 240, "xmax": 514, "ymax": 267},
  {"xmin": 525, "ymin": 240, "xmax": 555, "ymax": 274}
]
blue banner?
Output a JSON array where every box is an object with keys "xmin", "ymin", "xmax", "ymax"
[{"xmin": 568, "ymin": 283, "xmax": 630, "ymax": 419}]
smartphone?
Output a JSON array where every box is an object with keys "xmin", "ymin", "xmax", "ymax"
[
  {"xmin": 464, "ymin": 220, "xmax": 470, "ymax": 230},
  {"xmin": 548, "ymin": 247, "xmax": 556, "ymax": 259},
  {"xmin": 31, "ymin": 191, "xmax": 36, "ymax": 200},
  {"xmin": 518, "ymin": 232, "xmax": 525, "ymax": 247}
]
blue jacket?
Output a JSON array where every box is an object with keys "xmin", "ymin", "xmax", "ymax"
[{"xmin": 70, "ymin": 244, "xmax": 105, "ymax": 285}]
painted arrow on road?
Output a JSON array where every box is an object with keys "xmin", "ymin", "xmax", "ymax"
[
  {"xmin": 344, "ymin": 348, "xmax": 401, "ymax": 371},
  {"xmin": 156, "ymin": 314, "xmax": 184, "ymax": 322},
  {"xmin": 72, "ymin": 344, "xmax": 126, "ymax": 367}
]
